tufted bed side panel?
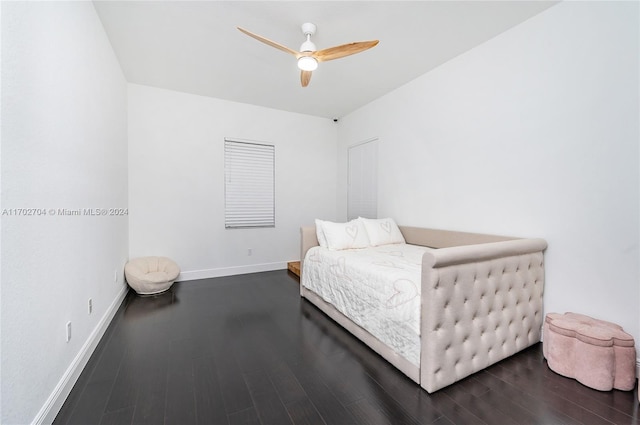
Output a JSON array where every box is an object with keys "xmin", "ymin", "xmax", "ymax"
[{"xmin": 420, "ymin": 238, "xmax": 547, "ymax": 393}]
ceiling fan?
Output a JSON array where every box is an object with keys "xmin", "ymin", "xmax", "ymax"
[{"xmin": 237, "ymin": 23, "xmax": 379, "ymax": 88}]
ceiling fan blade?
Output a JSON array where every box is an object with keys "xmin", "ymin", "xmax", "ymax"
[
  {"xmin": 314, "ymin": 40, "xmax": 379, "ymax": 62},
  {"xmin": 237, "ymin": 27, "xmax": 299, "ymax": 57},
  {"xmin": 300, "ymin": 70, "xmax": 312, "ymax": 87}
]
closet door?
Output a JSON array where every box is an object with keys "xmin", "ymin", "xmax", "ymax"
[{"xmin": 347, "ymin": 139, "xmax": 378, "ymax": 220}]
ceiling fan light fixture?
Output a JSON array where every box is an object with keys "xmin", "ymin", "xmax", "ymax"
[{"xmin": 297, "ymin": 56, "xmax": 318, "ymax": 71}]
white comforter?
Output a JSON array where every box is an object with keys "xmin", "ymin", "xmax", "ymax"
[{"xmin": 302, "ymin": 243, "xmax": 431, "ymax": 366}]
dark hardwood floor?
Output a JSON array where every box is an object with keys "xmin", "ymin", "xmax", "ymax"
[{"xmin": 54, "ymin": 270, "xmax": 639, "ymax": 425}]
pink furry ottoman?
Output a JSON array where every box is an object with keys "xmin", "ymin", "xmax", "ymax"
[{"xmin": 543, "ymin": 312, "xmax": 636, "ymax": 391}]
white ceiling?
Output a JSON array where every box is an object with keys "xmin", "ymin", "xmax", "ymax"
[{"xmin": 93, "ymin": 1, "xmax": 558, "ymax": 119}]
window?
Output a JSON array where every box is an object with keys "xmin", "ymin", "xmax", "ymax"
[{"xmin": 224, "ymin": 138, "xmax": 275, "ymax": 228}]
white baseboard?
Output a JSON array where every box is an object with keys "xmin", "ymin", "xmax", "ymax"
[
  {"xmin": 177, "ymin": 261, "xmax": 288, "ymax": 282},
  {"xmin": 33, "ymin": 285, "xmax": 128, "ymax": 425}
]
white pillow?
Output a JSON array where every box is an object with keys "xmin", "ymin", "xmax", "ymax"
[
  {"xmin": 321, "ymin": 219, "xmax": 370, "ymax": 250},
  {"xmin": 314, "ymin": 219, "xmax": 328, "ymax": 248},
  {"xmin": 359, "ymin": 217, "xmax": 405, "ymax": 246}
]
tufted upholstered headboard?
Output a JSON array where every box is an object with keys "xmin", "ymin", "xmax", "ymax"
[{"xmin": 399, "ymin": 225, "xmax": 516, "ymax": 248}]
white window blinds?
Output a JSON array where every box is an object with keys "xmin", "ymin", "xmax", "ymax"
[{"xmin": 224, "ymin": 139, "xmax": 275, "ymax": 228}]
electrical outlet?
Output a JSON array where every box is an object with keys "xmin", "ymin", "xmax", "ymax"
[
  {"xmin": 88, "ymin": 298, "xmax": 92, "ymax": 314},
  {"xmin": 248, "ymin": 248, "xmax": 252, "ymax": 256},
  {"xmin": 66, "ymin": 321, "xmax": 72, "ymax": 342}
]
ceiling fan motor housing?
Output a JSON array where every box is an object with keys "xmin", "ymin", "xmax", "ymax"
[{"xmin": 300, "ymin": 40, "xmax": 316, "ymax": 52}]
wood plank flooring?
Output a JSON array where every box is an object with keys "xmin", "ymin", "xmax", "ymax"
[{"xmin": 54, "ymin": 270, "xmax": 639, "ymax": 425}]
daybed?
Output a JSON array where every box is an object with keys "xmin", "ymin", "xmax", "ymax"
[{"xmin": 300, "ymin": 221, "xmax": 547, "ymax": 393}]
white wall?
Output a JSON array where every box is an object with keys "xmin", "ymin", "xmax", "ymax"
[
  {"xmin": 128, "ymin": 84, "xmax": 337, "ymax": 279},
  {"xmin": 1, "ymin": 2, "xmax": 129, "ymax": 424},
  {"xmin": 338, "ymin": 1, "xmax": 639, "ymax": 349}
]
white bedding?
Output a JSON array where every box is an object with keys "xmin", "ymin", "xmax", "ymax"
[{"xmin": 302, "ymin": 243, "xmax": 432, "ymax": 366}]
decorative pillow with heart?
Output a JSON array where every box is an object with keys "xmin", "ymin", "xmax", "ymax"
[
  {"xmin": 314, "ymin": 219, "xmax": 329, "ymax": 248},
  {"xmin": 321, "ymin": 219, "xmax": 370, "ymax": 250},
  {"xmin": 359, "ymin": 217, "xmax": 406, "ymax": 246}
]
